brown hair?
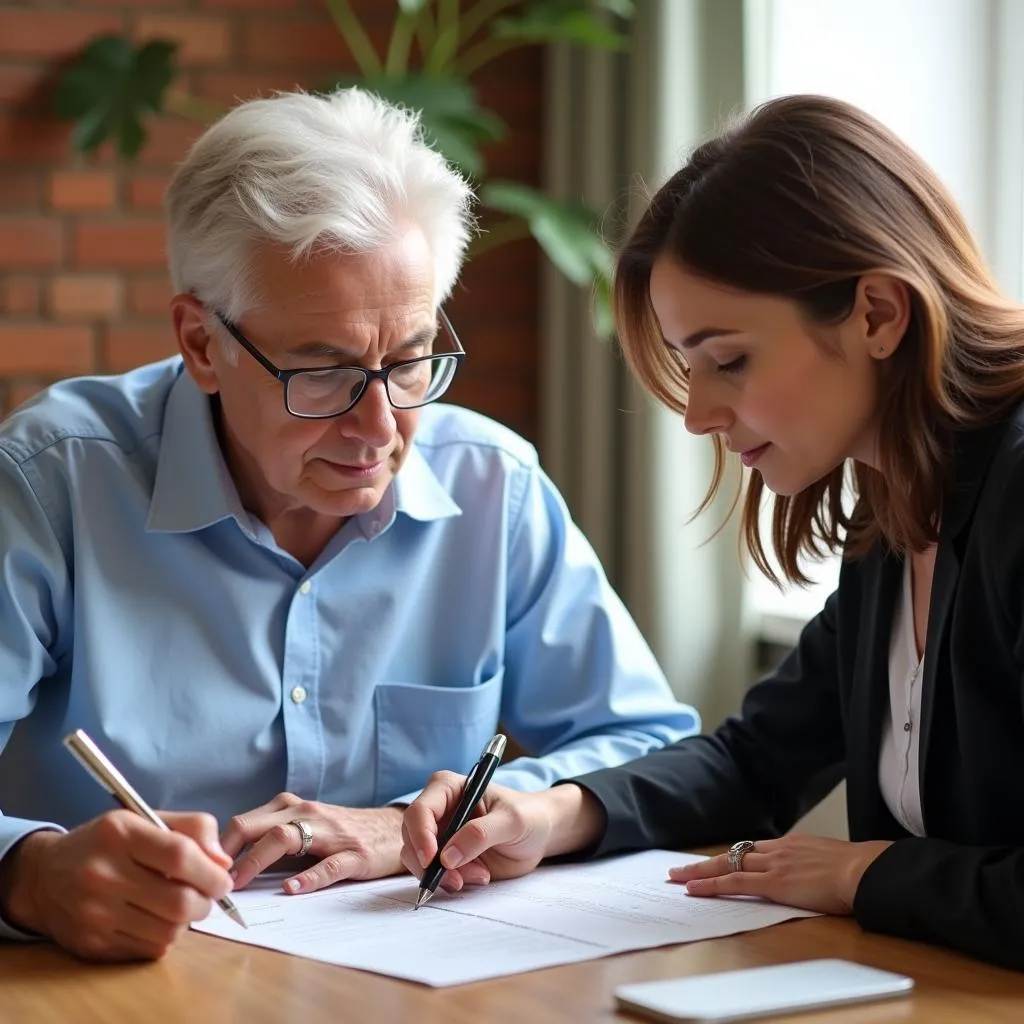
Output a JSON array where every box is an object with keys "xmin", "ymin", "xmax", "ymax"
[{"xmin": 615, "ymin": 94, "xmax": 1024, "ymax": 584}]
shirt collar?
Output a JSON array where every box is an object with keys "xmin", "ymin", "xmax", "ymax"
[
  {"xmin": 391, "ymin": 442, "xmax": 462, "ymax": 523},
  {"xmin": 147, "ymin": 370, "xmax": 251, "ymax": 534}
]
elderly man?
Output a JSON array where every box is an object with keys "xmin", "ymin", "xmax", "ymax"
[{"xmin": 0, "ymin": 88, "xmax": 697, "ymax": 962}]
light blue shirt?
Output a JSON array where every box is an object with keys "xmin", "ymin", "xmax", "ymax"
[{"xmin": 0, "ymin": 359, "xmax": 698, "ymax": 938}]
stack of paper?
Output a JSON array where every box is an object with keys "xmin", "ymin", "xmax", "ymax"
[{"xmin": 193, "ymin": 850, "xmax": 818, "ymax": 987}]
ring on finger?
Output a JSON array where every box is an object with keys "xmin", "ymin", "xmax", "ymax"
[
  {"xmin": 727, "ymin": 839, "xmax": 756, "ymax": 872},
  {"xmin": 289, "ymin": 818, "xmax": 314, "ymax": 857}
]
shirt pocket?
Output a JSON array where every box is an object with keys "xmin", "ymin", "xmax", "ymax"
[{"xmin": 373, "ymin": 669, "xmax": 504, "ymax": 804}]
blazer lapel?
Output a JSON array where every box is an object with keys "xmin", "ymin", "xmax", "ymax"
[
  {"xmin": 917, "ymin": 540, "xmax": 958, "ymax": 829},
  {"xmin": 846, "ymin": 544, "xmax": 904, "ymax": 838}
]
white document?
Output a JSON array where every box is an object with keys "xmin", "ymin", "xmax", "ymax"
[{"xmin": 193, "ymin": 850, "xmax": 819, "ymax": 987}]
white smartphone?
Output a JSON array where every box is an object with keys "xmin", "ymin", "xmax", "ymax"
[{"xmin": 614, "ymin": 959, "xmax": 914, "ymax": 1023}]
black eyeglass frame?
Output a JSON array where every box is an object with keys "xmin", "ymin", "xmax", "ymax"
[{"xmin": 214, "ymin": 310, "xmax": 466, "ymax": 420}]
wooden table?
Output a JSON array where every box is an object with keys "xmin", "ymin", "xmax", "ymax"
[{"xmin": 3, "ymin": 911, "xmax": 1023, "ymax": 1023}]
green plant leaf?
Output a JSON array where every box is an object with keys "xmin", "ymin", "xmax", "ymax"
[
  {"xmin": 134, "ymin": 40, "xmax": 178, "ymax": 113},
  {"xmin": 594, "ymin": 0, "xmax": 635, "ymax": 17},
  {"xmin": 53, "ymin": 34, "xmax": 178, "ymax": 158},
  {"xmin": 322, "ymin": 73, "xmax": 505, "ymax": 177},
  {"xmin": 591, "ymin": 268, "xmax": 615, "ymax": 339},
  {"xmin": 481, "ymin": 182, "xmax": 612, "ymax": 286},
  {"xmin": 397, "ymin": 0, "xmax": 430, "ymax": 12},
  {"xmin": 492, "ymin": 1, "xmax": 631, "ymax": 50},
  {"xmin": 482, "ymin": 182, "xmax": 617, "ymax": 337},
  {"xmin": 117, "ymin": 116, "xmax": 146, "ymax": 161},
  {"xmin": 69, "ymin": 103, "xmax": 114, "ymax": 154}
]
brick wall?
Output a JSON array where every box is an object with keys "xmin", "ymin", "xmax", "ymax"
[{"xmin": 0, "ymin": 0, "xmax": 543, "ymax": 441}]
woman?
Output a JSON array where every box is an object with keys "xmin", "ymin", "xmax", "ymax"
[{"xmin": 400, "ymin": 94, "xmax": 1024, "ymax": 970}]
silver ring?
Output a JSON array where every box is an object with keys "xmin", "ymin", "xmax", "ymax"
[
  {"xmin": 289, "ymin": 818, "xmax": 313, "ymax": 856},
  {"xmin": 727, "ymin": 840, "xmax": 756, "ymax": 872}
]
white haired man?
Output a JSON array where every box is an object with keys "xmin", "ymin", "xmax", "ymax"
[{"xmin": 0, "ymin": 88, "xmax": 698, "ymax": 962}]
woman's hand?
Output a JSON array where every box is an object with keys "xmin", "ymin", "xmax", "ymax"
[
  {"xmin": 400, "ymin": 773, "xmax": 604, "ymax": 893},
  {"xmin": 669, "ymin": 834, "xmax": 893, "ymax": 915}
]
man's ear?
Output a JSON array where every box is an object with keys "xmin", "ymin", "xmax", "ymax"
[
  {"xmin": 172, "ymin": 294, "xmax": 220, "ymax": 395},
  {"xmin": 852, "ymin": 273, "xmax": 911, "ymax": 360}
]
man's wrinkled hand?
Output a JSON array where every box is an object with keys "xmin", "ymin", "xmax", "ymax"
[
  {"xmin": 221, "ymin": 793, "xmax": 405, "ymax": 894},
  {"xmin": 0, "ymin": 811, "xmax": 232, "ymax": 962}
]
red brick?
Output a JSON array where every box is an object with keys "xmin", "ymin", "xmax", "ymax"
[
  {"xmin": 0, "ymin": 172, "xmax": 41, "ymax": 212},
  {"xmin": 0, "ymin": 66, "xmax": 44, "ymax": 106},
  {"xmin": 242, "ymin": 18, "xmax": 353, "ymax": 66},
  {"xmin": 74, "ymin": 0, "xmax": 172, "ymax": 7},
  {"xmin": 6, "ymin": 380, "xmax": 47, "ymax": 414},
  {"xmin": 134, "ymin": 118, "xmax": 208, "ymax": 166},
  {"xmin": 0, "ymin": 115, "xmax": 72, "ymax": 164},
  {"xmin": 193, "ymin": 70, "xmax": 306, "ymax": 105},
  {"xmin": 202, "ymin": 0, "xmax": 298, "ymax": 8},
  {"xmin": 0, "ymin": 325, "xmax": 94, "ymax": 375},
  {"xmin": 127, "ymin": 175, "xmax": 169, "ymax": 210},
  {"xmin": 49, "ymin": 274, "xmax": 123, "ymax": 317},
  {"xmin": 134, "ymin": 15, "xmax": 232, "ymax": 65},
  {"xmin": 74, "ymin": 0, "xmax": 173, "ymax": 6},
  {"xmin": 49, "ymin": 171, "xmax": 117, "ymax": 212},
  {"xmin": 1, "ymin": 277, "xmax": 40, "ymax": 315},
  {"xmin": 104, "ymin": 324, "xmax": 178, "ymax": 372},
  {"xmin": 127, "ymin": 275, "xmax": 174, "ymax": 316},
  {"xmin": 0, "ymin": 219, "xmax": 62, "ymax": 268},
  {"xmin": 0, "ymin": 12, "xmax": 123, "ymax": 59},
  {"xmin": 73, "ymin": 221, "xmax": 165, "ymax": 269}
]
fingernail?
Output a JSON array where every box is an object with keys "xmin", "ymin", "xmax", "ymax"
[
  {"xmin": 416, "ymin": 847, "xmax": 429, "ymax": 869},
  {"xmin": 441, "ymin": 847, "xmax": 464, "ymax": 869},
  {"xmin": 284, "ymin": 878, "xmax": 301, "ymax": 893}
]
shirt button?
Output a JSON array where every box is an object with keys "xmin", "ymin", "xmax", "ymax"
[
  {"xmin": 299, "ymin": 581, "xmax": 312, "ymax": 595},
  {"xmin": 291, "ymin": 686, "xmax": 307, "ymax": 704},
  {"xmin": 903, "ymin": 721, "xmax": 912, "ymax": 732}
]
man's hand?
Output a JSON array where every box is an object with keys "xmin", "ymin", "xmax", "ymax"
[
  {"xmin": 0, "ymin": 811, "xmax": 233, "ymax": 962},
  {"xmin": 221, "ymin": 794, "xmax": 405, "ymax": 894},
  {"xmin": 668, "ymin": 834, "xmax": 894, "ymax": 915},
  {"xmin": 399, "ymin": 773, "xmax": 604, "ymax": 894}
]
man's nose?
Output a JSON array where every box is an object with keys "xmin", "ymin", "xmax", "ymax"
[{"xmin": 338, "ymin": 378, "xmax": 396, "ymax": 446}]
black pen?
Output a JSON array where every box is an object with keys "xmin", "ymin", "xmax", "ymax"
[
  {"xmin": 414, "ymin": 733, "xmax": 507, "ymax": 910},
  {"xmin": 63, "ymin": 729, "xmax": 247, "ymax": 929}
]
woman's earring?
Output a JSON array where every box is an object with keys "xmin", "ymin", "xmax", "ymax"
[{"xmin": 876, "ymin": 346, "xmax": 886, "ymax": 356}]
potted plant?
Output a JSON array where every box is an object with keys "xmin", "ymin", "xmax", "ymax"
[{"xmin": 53, "ymin": 0, "xmax": 634, "ymax": 335}]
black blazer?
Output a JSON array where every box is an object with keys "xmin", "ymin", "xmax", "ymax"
[{"xmin": 573, "ymin": 404, "xmax": 1024, "ymax": 970}]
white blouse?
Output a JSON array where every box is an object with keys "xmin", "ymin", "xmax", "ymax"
[{"xmin": 877, "ymin": 558, "xmax": 926, "ymax": 837}]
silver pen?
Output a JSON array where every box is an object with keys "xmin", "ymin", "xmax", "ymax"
[{"xmin": 63, "ymin": 729, "xmax": 246, "ymax": 929}]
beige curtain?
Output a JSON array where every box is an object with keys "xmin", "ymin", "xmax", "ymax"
[{"xmin": 540, "ymin": 0, "xmax": 754, "ymax": 728}]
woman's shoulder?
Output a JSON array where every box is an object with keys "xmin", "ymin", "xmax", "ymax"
[
  {"xmin": 975, "ymin": 404, "xmax": 1024, "ymax": 492},
  {"xmin": 963, "ymin": 403, "xmax": 1024, "ymax": 559}
]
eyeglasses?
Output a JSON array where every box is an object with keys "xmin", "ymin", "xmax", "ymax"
[{"xmin": 215, "ymin": 310, "xmax": 465, "ymax": 419}]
